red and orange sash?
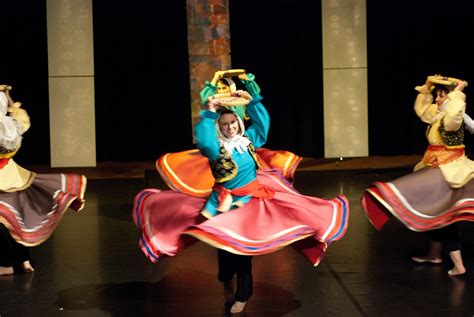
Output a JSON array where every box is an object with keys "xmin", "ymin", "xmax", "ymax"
[
  {"xmin": 421, "ymin": 145, "xmax": 465, "ymax": 167},
  {"xmin": 213, "ymin": 179, "xmax": 275, "ymax": 212}
]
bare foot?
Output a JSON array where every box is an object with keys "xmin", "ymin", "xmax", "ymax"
[
  {"xmin": 411, "ymin": 256, "xmax": 442, "ymax": 264},
  {"xmin": 448, "ymin": 250, "xmax": 465, "ymax": 277},
  {"xmin": 0, "ymin": 266, "xmax": 14, "ymax": 276},
  {"xmin": 448, "ymin": 267, "xmax": 466, "ymax": 276},
  {"xmin": 230, "ymin": 301, "xmax": 246, "ymax": 314},
  {"xmin": 224, "ymin": 281, "xmax": 234, "ymax": 303},
  {"xmin": 22, "ymin": 261, "xmax": 35, "ymax": 273}
]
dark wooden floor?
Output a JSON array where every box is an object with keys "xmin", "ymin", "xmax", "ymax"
[{"xmin": 1, "ymin": 166, "xmax": 473, "ymax": 316}]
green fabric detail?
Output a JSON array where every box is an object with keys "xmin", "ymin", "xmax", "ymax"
[
  {"xmin": 240, "ymin": 73, "xmax": 261, "ymax": 97},
  {"xmin": 200, "ymin": 81, "xmax": 217, "ymax": 106}
]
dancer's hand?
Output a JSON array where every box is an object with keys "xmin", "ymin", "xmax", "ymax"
[
  {"xmin": 424, "ymin": 76, "xmax": 435, "ymax": 92},
  {"xmin": 231, "ymin": 90, "xmax": 252, "ymax": 101},
  {"xmin": 238, "ymin": 73, "xmax": 250, "ymax": 81},
  {"xmin": 3, "ymin": 88, "xmax": 16, "ymax": 108},
  {"xmin": 455, "ymin": 80, "xmax": 468, "ymax": 92},
  {"xmin": 0, "ymin": 84, "xmax": 12, "ymax": 92},
  {"xmin": 207, "ymin": 98, "xmax": 221, "ymax": 112}
]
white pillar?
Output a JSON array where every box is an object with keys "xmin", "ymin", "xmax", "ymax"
[
  {"xmin": 47, "ymin": 0, "xmax": 96, "ymax": 167},
  {"xmin": 322, "ymin": 0, "xmax": 368, "ymax": 158}
]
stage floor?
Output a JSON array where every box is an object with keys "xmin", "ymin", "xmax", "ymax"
[{"xmin": 1, "ymin": 167, "xmax": 473, "ymax": 316}]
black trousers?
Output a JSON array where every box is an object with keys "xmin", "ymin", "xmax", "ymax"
[
  {"xmin": 0, "ymin": 224, "xmax": 30, "ymax": 267},
  {"xmin": 428, "ymin": 224, "xmax": 461, "ymax": 253},
  {"xmin": 217, "ymin": 249, "xmax": 253, "ymax": 302}
]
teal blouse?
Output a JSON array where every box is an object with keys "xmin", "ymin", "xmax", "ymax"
[{"xmin": 195, "ymin": 92, "xmax": 269, "ymax": 217}]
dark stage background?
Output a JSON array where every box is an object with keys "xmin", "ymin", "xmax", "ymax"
[
  {"xmin": 0, "ymin": 1, "xmax": 49, "ymax": 164},
  {"xmin": 229, "ymin": 0, "xmax": 324, "ymax": 158},
  {"xmin": 92, "ymin": 1, "xmax": 191, "ymax": 162},
  {"xmin": 1, "ymin": 0, "xmax": 474, "ymax": 164}
]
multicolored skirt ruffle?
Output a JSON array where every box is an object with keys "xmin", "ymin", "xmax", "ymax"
[
  {"xmin": 0, "ymin": 173, "xmax": 87, "ymax": 246},
  {"xmin": 362, "ymin": 167, "xmax": 474, "ymax": 232},
  {"xmin": 133, "ymin": 170, "xmax": 349, "ymax": 267},
  {"xmin": 156, "ymin": 148, "xmax": 302, "ymax": 198}
]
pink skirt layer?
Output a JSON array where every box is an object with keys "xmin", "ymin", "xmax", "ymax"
[
  {"xmin": 361, "ymin": 167, "xmax": 474, "ymax": 232},
  {"xmin": 133, "ymin": 170, "xmax": 349, "ymax": 266}
]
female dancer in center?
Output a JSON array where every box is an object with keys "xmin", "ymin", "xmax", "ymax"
[{"xmin": 133, "ymin": 70, "xmax": 349, "ymax": 313}]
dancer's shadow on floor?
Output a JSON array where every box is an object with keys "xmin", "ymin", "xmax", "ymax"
[{"xmin": 54, "ymin": 270, "xmax": 301, "ymax": 316}]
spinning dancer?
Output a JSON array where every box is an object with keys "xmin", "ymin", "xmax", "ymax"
[
  {"xmin": 0, "ymin": 85, "xmax": 86, "ymax": 275},
  {"xmin": 133, "ymin": 70, "xmax": 349, "ymax": 313},
  {"xmin": 362, "ymin": 75, "xmax": 472, "ymax": 276}
]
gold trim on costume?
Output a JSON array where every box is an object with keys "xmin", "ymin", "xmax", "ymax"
[
  {"xmin": 0, "ymin": 147, "xmax": 18, "ymax": 159},
  {"xmin": 211, "ymin": 146, "xmax": 239, "ymax": 183},
  {"xmin": 439, "ymin": 117, "xmax": 464, "ymax": 146}
]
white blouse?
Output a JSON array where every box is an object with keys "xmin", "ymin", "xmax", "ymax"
[{"xmin": 0, "ymin": 92, "xmax": 23, "ymax": 150}]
